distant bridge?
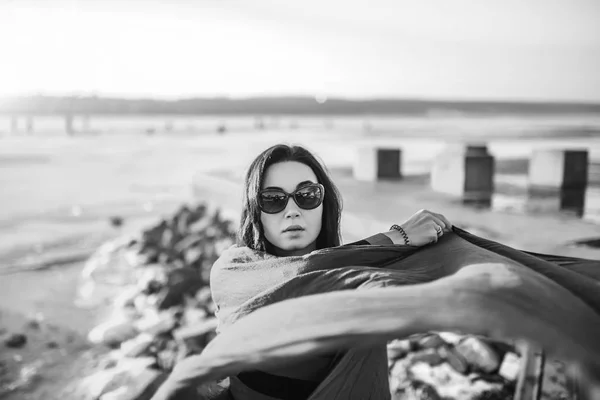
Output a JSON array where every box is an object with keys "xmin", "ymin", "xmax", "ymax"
[{"xmin": 7, "ymin": 114, "xmax": 90, "ymax": 135}]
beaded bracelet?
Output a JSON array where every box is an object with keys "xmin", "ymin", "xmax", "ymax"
[{"xmin": 390, "ymin": 224, "xmax": 410, "ymax": 246}]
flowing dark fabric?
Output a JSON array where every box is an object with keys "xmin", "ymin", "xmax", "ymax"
[{"xmin": 151, "ymin": 227, "xmax": 600, "ymax": 400}]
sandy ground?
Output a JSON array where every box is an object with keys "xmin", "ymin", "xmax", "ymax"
[{"xmin": 1, "ymin": 130, "xmax": 599, "ymax": 399}]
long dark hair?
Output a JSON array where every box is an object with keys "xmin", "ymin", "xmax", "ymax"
[{"xmin": 238, "ymin": 144, "xmax": 342, "ymax": 252}]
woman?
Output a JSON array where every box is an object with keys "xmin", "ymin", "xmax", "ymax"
[
  {"xmin": 238, "ymin": 143, "xmax": 453, "ymax": 255},
  {"xmin": 215, "ymin": 143, "xmax": 452, "ymax": 399},
  {"xmin": 152, "ymin": 144, "xmax": 600, "ymax": 400}
]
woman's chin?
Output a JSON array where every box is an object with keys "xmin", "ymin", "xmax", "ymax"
[
  {"xmin": 280, "ymin": 240, "xmax": 309, "ymax": 251},
  {"xmin": 277, "ymin": 237, "xmax": 317, "ymax": 253},
  {"xmin": 267, "ymin": 235, "xmax": 317, "ymax": 256}
]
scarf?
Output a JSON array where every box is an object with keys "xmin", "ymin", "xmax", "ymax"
[{"xmin": 151, "ymin": 227, "xmax": 600, "ymax": 400}]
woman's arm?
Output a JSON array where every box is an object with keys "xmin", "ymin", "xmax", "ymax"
[
  {"xmin": 346, "ymin": 209, "xmax": 454, "ymax": 247},
  {"xmin": 345, "ymin": 230, "xmax": 404, "ymax": 246}
]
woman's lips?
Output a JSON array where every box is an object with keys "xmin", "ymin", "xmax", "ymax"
[{"xmin": 283, "ymin": 225, "xmax": 304, "ymax": 232}]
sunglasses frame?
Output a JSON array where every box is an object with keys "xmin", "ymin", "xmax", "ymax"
[{"xmin": 258, "ymin": 183, "xmax": 325, "ymax": 214}]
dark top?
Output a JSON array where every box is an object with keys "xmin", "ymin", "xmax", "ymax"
[
  {"xmin": 236, "ymin": 234, "xmax": 393, "ymax": 399},
  {"xmin": 237, "ymin": 371, "xmax": 320, "ymax": 400}
]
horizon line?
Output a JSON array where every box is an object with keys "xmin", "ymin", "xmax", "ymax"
[{"xmin": 2, "ymin": 93, "xmax": 600, "ymax": 107}]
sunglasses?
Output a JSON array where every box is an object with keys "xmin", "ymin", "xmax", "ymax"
[{"xmin": 258, "ymin": 183, "xmax": 325, "ymax": 214}]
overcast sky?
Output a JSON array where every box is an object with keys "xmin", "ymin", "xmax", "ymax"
[{"xmin": 1, "ymin": 0, "xmax": 599, "ymax": 101}]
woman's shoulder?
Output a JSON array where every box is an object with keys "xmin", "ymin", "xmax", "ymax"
[
  {"xmin": 214, "ymin": 244, "xmax": 259, "ymax": 265},
  {"xmin": 210, "ymin": 244, "xmax": 268, "ymax": 278}
]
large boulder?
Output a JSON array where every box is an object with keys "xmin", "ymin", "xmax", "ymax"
[{"xmin": 88, "ymin": 319, "xmax": 139, "ymax": 348}]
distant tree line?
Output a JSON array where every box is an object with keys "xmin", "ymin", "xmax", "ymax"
[{"xmin": 1, "ymin": 95, "xmax": 599, "ymax": 116}]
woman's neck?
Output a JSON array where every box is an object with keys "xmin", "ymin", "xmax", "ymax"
[{"xmin": 266, "ymin": 240, "xmax": 317, "ymax": 257}]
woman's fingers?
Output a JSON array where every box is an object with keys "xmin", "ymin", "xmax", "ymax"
[
  {"xmin": 430, "ymin": 225, "xmax": 440, "ymax": 243},
  {"xmin": 421, "ymin": 210, "xmax": 453, "ymax": 232},
  {"xmin": 428, "ymin": 215, "xmax": 447, "ymax": 233},
  {"xmin": 432, "ymin": 211, "xmax": 453, "ymax": 231},
  {"xmin": 402, "ymin": 209, "xmax": 453, "ymax": 246}
]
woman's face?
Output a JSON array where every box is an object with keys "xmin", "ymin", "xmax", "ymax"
[{"xmin": 260, "ymin": 161, "xmax": 323, "ymax": 255}]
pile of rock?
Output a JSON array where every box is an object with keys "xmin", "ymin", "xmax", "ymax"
[
  {"xmin": 79, "ymin": 203, "xmax": 235, "ymax": 400},
  {"xmin": 129, "ymin": 203, "xmax": 235, "ymax": 286},
  {"xmin": 388, "ymin": 332, "xmax": 520, "ymax": 400}
]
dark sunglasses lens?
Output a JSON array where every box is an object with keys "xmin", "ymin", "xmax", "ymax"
[
  {"xmin": 294, "ymin": 185, "xmax": 323, "ymax": 209},
  {"xmin": 259, "ymin": 191, "xmax": 288, "ymax": 213}
]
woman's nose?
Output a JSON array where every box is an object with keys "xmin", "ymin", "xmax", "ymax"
[
  {"xmin": 284, "ymin": 208, "xmax": 300, "ymax": 218},
  {"xmin": 283, "ymin": 201, "xmax": 300, "ymax": 218}
]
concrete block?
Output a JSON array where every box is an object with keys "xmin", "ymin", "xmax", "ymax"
[
  {"xmin": 431, "ymin": 144, "xmax": 494, "ymax": 205},
  {"xmin": 528, "ymin": 149, "xmax": 588, "ymax": 190},
  {"xmin": 65, "ymin": 114, "xmax": 74, "ymax": 135},
  {"xmin": 10, "ymin": 115, "xmax": 18, "ymax": 133},
  {"xmin": 26, "ymin": 117, "xmax": 34, "ymax": 133},
  {"xmin": 353, "ymin": 147, "xmax": 402, "ymax": 181},
  {"xmin": 527, "ymin": 149, "xmax": 588, "ymax": 216},
  {"xmin": 353, "ymin": 147, "xmax": 377, "ymax": 181},
  {"xmin": 583, "ymin": 187, "xmax": 600, "ymax": 224}
]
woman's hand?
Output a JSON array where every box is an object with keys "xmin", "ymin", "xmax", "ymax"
[{"xmin": 393, "ymin": 209, "xmax": 453, "ymax": 247}]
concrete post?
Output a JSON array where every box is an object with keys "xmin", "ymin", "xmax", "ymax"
[
  {"xmin": 26, "ymin": 116, "xmax": 34, "ymax": 134},
  {"xmin": 353, "ymin": 146, "xmax": 402, "ymax": 181},
  {"xmin": 583, "ymin": 188, "xmax": 600, "ymax": 223},
  {"xmin": 583, "ymin": 159, "xmax": 600, "ymax": 223},
  {"xmin": 527, "ymin": 149, "xmax": 588, "ymax": 216},
  {"xmin": 65, "ymin": 115, "xmax": 74, "ymax": 135},
  {"xmin": 431, "ymin": 144, "xmax": 495, "ymax": 206},
  {"xmin": 10, "ymin": 115, "xmax": 18, "ymax": 134}
]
